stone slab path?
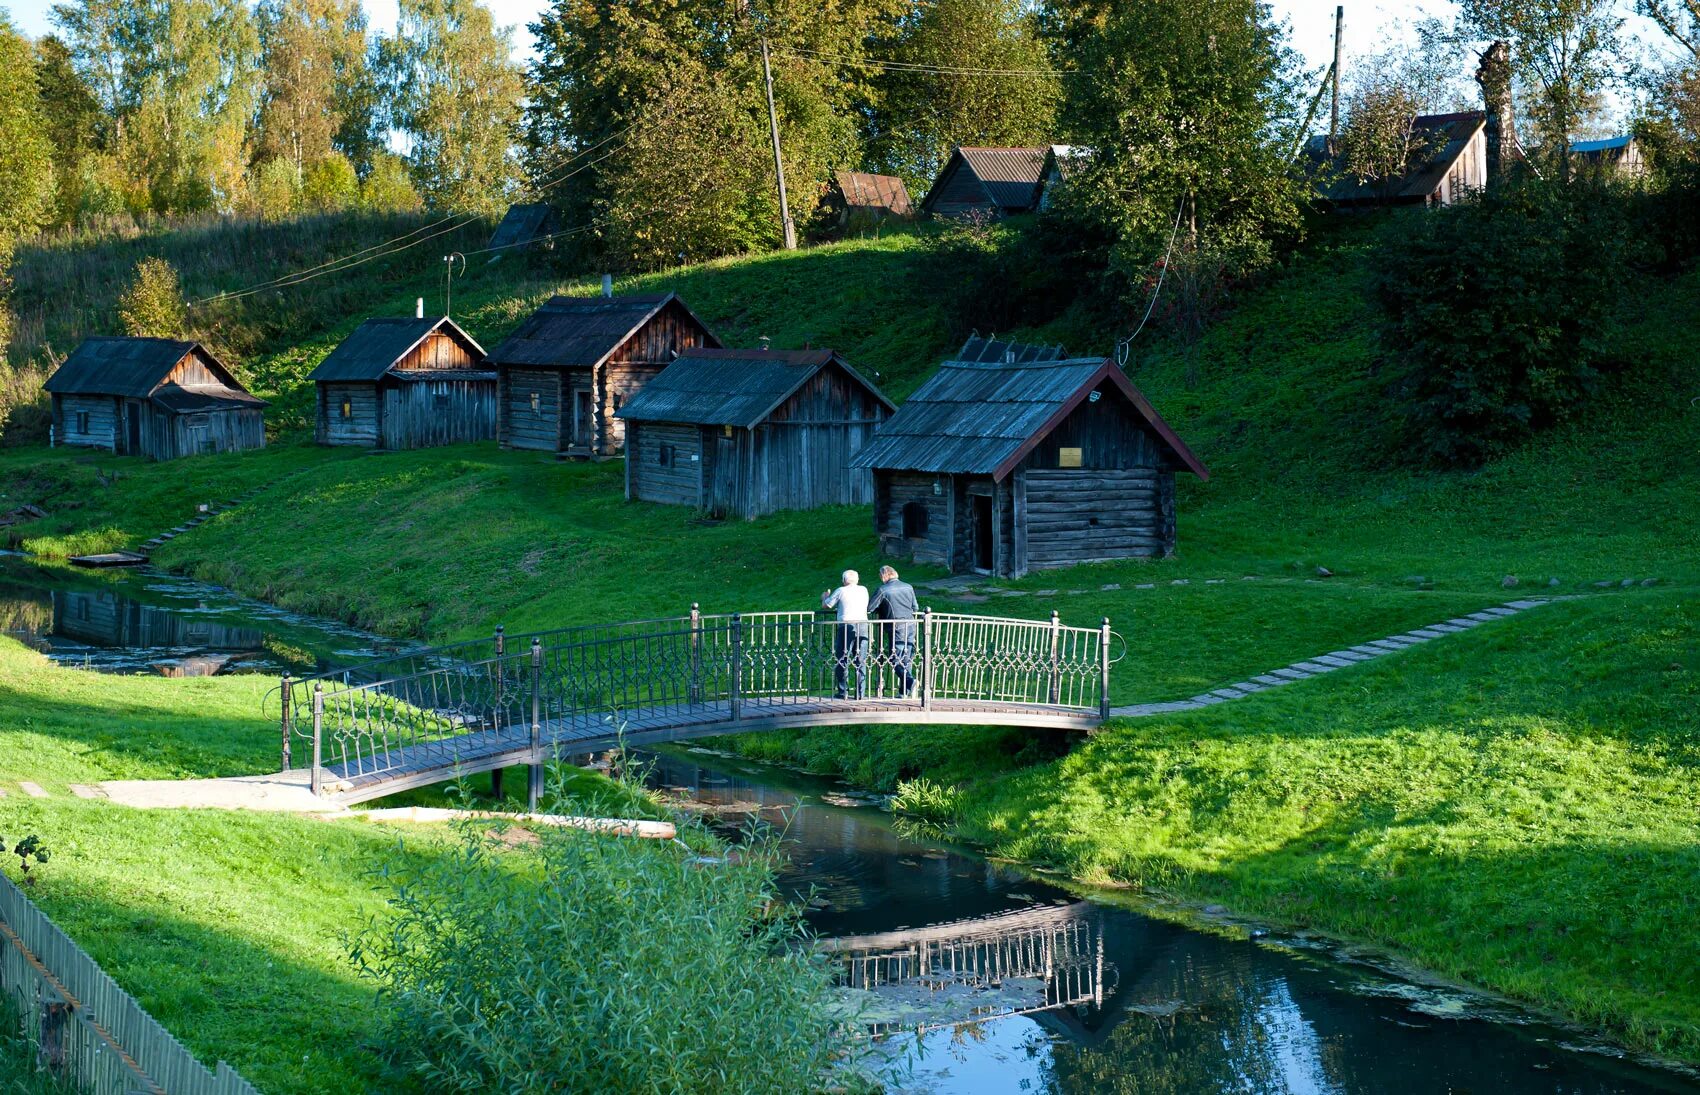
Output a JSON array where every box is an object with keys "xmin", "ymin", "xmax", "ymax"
[{"xmin": 1108, "ymin": 599, "xmax": 1550, "ymax": 718}]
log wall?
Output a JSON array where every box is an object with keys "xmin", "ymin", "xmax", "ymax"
[
  {"xmin": 501, "ymin": 368, "xmax": 562, "ymax": 451},
  {"xmin": 318, "ymin": 383, "xmax": 381, "ymax": 446},
  {"xmin": 54, "ymin": 394, "xmax": 119, "ymax": 450},
  {"xmin": 627, "ymin": 423, "xmax": 702, "ymax": 506}
]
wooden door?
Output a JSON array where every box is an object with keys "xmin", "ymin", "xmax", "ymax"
[
  {"xmin": 572, "ymin": 390, "xmax": 593, "ymax": 448},
  {"xmin": 124, "ymin": 402, "xmax": 141, "ymax": 455},
  {"xmin": 710, "ymin": 435, "xmax": 736, "ymax": 517},
  {"xmin": 971, "ymin": 494, "xmax": 993, "ymax": 572}
]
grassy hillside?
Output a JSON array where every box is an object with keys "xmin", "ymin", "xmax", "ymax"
[{"xmin": 2, "ymin": 212, "xmax": 1699, "ymax": 1067}]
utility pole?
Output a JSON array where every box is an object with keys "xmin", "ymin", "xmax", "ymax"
[
  {"xmin": 441, "ymin": 252, "xmax": 464, "ymax": 318},
  {"xmin": 1327, "ymin": 5, "xmax": 1344, "ymax": 156},
  {"xmin": 760, "ymin": 37, "xmax": 797, "ymax": 251}
]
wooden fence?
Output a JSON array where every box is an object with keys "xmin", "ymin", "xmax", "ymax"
[{"xmin": 0, "ymin": 871, "xmax": 260, "ymax": 1095}]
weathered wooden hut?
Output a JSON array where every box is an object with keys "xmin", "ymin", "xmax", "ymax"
[
  {"xmin": 44, "ymin": 337, "xmax": 266, "ymax": 460},
  {"xmin": 485, "ymin": 202, "xmax": 559, "ymax": 253},
  {"xmin": 489, "ymin": 291, "xmax": 720, "ymax": 457},
  {"xmin": 617, "ymin": 348, "xmax": 894, "ymax": 519},
  {"xmin": 309, "ymin": 315, "xmax": 493, "ymax": 449},
  {"xmin": 852, "ymin": 341, "xmax": 1207, "ymax": 577},
  {"xmin": 1571, "ymin": 135, "xmax": 1648, "ymax": 178},
  {"xmin": 1309, "ymin": 112, "xmax": 1488, "ymax": 209},
  {"xmin": 823, "ymin": 171, "xmax": 912, "ymax": 231},
  {"xmin": 919, "ymin": 147, "xmax": 1049, "ymax": 218}
]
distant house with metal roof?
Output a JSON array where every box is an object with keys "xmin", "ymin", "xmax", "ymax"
[
  {"xmin": 45, "ymin": 337, "xmax": 266, "ymax": 460},
  {"xmin": 485, "ymin": 202, "xmax": 559, "ymax": 255},
  {"xmin": 308, "ymin": 314, "xmax": 491, "ymax": 449},
  {"xmin": 618, "ymin": 347, "xmax": 894, "ymax": 519},
  {"xmin": 1309, "ymin": 112, "xmax": 1488, "ymax": 209},
  {"xmin": 488, "ymin": 290, "xmax": 720, "ymax": 457},
  {"xmin": 851, "ymin": 340, "xmax": 1207, "ymax": 577},
  {"xmin": 822, "ymin": 171, "xmax": 913, "ymax": 232},
  {"xmin": 920, "ymin": 147, "xmax": 1054, "ymax": 218},
  {"xmin": 1571, "ymin": 135, "xmax": 1647, "ymax": 178}
]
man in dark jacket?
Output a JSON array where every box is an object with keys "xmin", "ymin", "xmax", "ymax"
[{"xmin": 868, "ymin": 565, "xmax": 920, "ymax": 697}]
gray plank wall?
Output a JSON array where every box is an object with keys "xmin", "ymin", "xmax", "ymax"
[
  {"xmin": 158, "ymin": 407, "xmax": 264, "ymax": 460},
  {"xmin": 381, "ymin": 378, "xmax": 498, "ymax": 449},
  {"xmin": 629, "ymin": 423, "xmax": 702, "ymax": 505},
  {"xmin": 502, "ymin": 369, "xmax": 561, "ymax": 450},
  {"xmin": 875, "ymin": 471, "xmax": 953, "ymax": 566},
  {"xmin": 320, "ymin": 383, "xmax": 381, "ymax": 445},
  {"xmin": 54, "ymin": 394, "xmax": 119, "ymax": 450},
  {"xmin": 1021, "ymin": 468, "xmax": 1172, "ymax": 566}
]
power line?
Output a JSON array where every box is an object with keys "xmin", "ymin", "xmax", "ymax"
[
  {"xmin": 773, "ymin": 45, "xmax": 1072, "ymax": 78},
  {"xmin": 1115, "ymin": 195, "xmax": 1186, "ymax": 368}
]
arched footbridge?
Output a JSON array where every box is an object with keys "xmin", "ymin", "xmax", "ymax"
[{"xmin": 277, "ymin": 609, "xmax": 1121, "ymax": 805}]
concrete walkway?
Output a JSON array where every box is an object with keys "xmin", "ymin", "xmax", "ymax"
[{"xmin": 1108, "ymin": 599, "xmax": 1550, "ymax": 718}]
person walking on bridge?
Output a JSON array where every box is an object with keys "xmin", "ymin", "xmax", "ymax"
[
  {"xmin": 869, "ymin": 565, "xmax": 919, "ymax": 698},
  {"xmin": 822, "ymin": 569, "xmax": 869, "ymax": 699}
]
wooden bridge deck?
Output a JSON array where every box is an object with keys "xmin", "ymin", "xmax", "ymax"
[{"xmin": 318, "ymin": 695, "xmax": 1100, "ymax": 804}]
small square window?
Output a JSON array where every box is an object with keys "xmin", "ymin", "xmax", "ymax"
[
  {"xmin": 339, "ymin": 400, "xmax": 353, "ymax": 420},
  {"xmin": 658, "ymin": 444, "xmax": 674, "ymax": 468},
  {"xmin": 1058, "ymin": 447, "xmax": 1083, "ymax": 468},
  {"xmin": 530, "ymin": 391, "xmax": 542, "ymax": 413},
  {"xmin": 76, "ymin": 411, "xmax": 90, "ymax": 433}
]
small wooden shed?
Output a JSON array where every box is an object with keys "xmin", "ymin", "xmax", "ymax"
[
  {"xmin": 1571, "ymin": 135, "xmax": 1648, "ymax": 178},
  {"xmin": 852, "ymin": 341, "xmax": 1208, "ymax": 577},
  {"xmin": 489, "ymin": 291, "xmax": 720, "ymax": 457},
  {"xmin": 1310, "ymin": 112, "xmax": 1488, "ymax": 209},
  {"xmin": 617, "ymin": 348, "xmax": 895, "ymax": 519},
  {"xmin": 309, "ymin": 316, "xmax": 493, "ymax": 449},
  {"xmin": 45, "ymin": 337, "xmax": 266, "ymax": 460},
  {"xmin": 919, "ymin": 147, "xmax": 1049, "ymax": 218},
  {"xmin": 823, "ymin": 171, "xmax": 912, "ymax": 231}
]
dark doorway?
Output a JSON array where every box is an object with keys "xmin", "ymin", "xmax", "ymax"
[
  {"xmin": 710, "ymin": 435, "xmax": 736, "ymax": 517},
  {"xmin": 125, "ymin": 404, "xmax": 141, "ymax": 455},
  {"xmin": 572, "ymin": 390, "xmax": 594, "ymax": 448},
  {"xmin": 971, "ymin": 494, "xmax": 993, "ymax": 572}
]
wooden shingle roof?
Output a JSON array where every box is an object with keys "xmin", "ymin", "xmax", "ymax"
[
  {"xmin": 833, "ymin": 171, "xmax": 912, "ymax": 214},
  {"xmin": 44, "ymin": 337, "xmax": 263, "ymax": 407},
  {"xmin": 308, "ymin": 317, "xmax": 485, "ymax": 382},
  {"xmin": 486, "ymin": 292, "xmax": 718, "ymax": 369},
  {"xmin": 851, "ymin": 355, "xmax": 1206, "ymax": 480},
  {"xmin": 617, "ymin": 348, "xmax": 894, "ymax": 429},
  {"xmin": 486, "ymin": 203, "xmax": 556, "ymax": 250}
]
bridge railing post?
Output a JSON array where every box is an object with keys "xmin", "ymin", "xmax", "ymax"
[
  {"xmin": 919, "ymin": 608, "xmax": 933, "ymax": 710},
  {"xmin": 1048, "ymin": 611, "xmax": 1061, "ymax": 706},
  {"xmin": 729, "ymin": 613, "xmax": 743, "ymax": 722},
  {"xmin": 1098, "ymin": 617, "xmax": 1112, "ymax": 720},
  {"xmin": 279, "ymin": 671, "xmax": 293, "ymax": 772},
  {"xmin": 529, "ymin": 637, "xmax": 544, "ymax": 811},
  {"xmin": 310, "ymin": 682, "xmax": 323, "ymax": 797},
  {"xmin": 689, "ymin": 602, "xmax": 702, "ymax": 704}
]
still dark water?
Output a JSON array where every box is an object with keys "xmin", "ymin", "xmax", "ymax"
[
  {"xmin": 641, "ymin": 749, "xmax": 1699, "ymax": 1095},
  {"xmin": 2, "ymin": 556, "xmax": 1694, "ymax": 1093}
]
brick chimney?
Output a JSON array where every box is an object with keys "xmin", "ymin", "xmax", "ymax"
[{"xmin": 1476, "ymin": 41, "xmax": 1521, "ymax": 182}]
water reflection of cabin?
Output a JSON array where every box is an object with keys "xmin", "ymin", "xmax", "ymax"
[
  {"xmin": 52, "ymin": 589, "xmax": 263, "ymax": 655},
  {"xmin": 309, "ymin": 315, "xmax": 494, "ymax": 449},
  {"xmin": 45, "ymin": 337, "xmax": 266, "ymax": 460},
  {"xmin": 853, "ymin": 338, "xmax": 1208, "ymax": 578}
]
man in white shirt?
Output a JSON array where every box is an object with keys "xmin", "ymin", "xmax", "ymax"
[{"xmin": 822, "ymin": 569, "xmax": 870, "ymax": 699}]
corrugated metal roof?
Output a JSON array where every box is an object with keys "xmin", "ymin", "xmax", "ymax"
[
  {"xmin": 486, "ymin": 292, "xmax": 717, "ymax": 369},
  {"xmin": 833, "ymin": 171, "xmax": 912, "ymax": 214},
  {"xmin": 850, "ymin": 356, "xmax": 1206, "ymax": 480},
  {"xmin": 957, "ymin": 147, "xmax": 1049, "ymax": 210},
  {"xmin": 616, "ymin": 348, "xmax": 893, "ymax": 429},
  {"xmin": 1312, "ymin": 112, "xmax": 1485, "ymax": 205},
  {"xmin": 486, "ymin": 202, "xmax": 556, "ymax": 250},
  {"xmin": 45, "ymin": 337, "xmax": 200, "ymax": 397},
  {"xmin": 956, "ymin": 336, "xmax": 1068, "ymax": 364},
  {"xmin": 308, "ymin": 316, "xmax": 485, "ymax": 382}
]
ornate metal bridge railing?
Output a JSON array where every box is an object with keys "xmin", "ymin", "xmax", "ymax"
[{"xmin": 277, "ymin": 608, "xmax": 1114, "ymax": 801}]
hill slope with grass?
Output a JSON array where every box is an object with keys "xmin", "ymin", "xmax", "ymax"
[{"xmin": 2, "ymin": 213, "xmax": 1699, "ymax": 1068}]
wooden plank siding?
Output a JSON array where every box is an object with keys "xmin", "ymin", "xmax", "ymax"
[
  {"xmin": 54, "ymin": 394, "xmax": 119, "ymax": 450},
  {"xmin": 873, "ymin": 471, "xmax": 954, "ymax": 566},
  {"xmin": 501, "ymin": 369, "xmax": 562, "ymax": 451},
  {"xmin": 379, "ymin": 377, "xmax": 498, "ymax": 450},
  {"xmin": 155, "ymin": 407, "xmax": 264, "ymax": 460},
  {"xmin": 396, "ymin": 332, "xmax": 479, "ymax": 371},
  {"xmin": 1020, "ymin": 468, "xmax": 1169, "ymax": 568},
  {"xmin": 319, "ymin": 383, "xmax": 381, "ymax": 446},
  {"xmin": 626, "ymin": 423, "xmax": 703, "ymax": 506}
]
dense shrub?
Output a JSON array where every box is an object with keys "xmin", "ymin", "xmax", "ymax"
[
  {"xmin": 351, "ymin": 779, "xmax": 853, "ymax": 1094},
  {"xmin": 1372, "ymin": 180, "xmax": 1637, "ymax": 465}
]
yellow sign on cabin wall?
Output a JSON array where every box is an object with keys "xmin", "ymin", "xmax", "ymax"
[{"xmin": 1058, "ymin": 447, "xmax": 1083, "ymax": 468}]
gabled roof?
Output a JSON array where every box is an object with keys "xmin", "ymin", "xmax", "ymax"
[
  {"xmin": 486, "ymin": 292, "xmax": 719, "ymax": 369},
  {"xmin": 308, "ymin": 316, "xmax": 485, "ymax": 382},
  {"xmin": 832, "ymin": 171, "xmax": 912, "ymax": 214},
  {"xmin": 44, "ymin": 337, "xmax": 261, "ymax": 405},
  {"xmin": 486, "ymin": 202, "xmax": 556, "ymax": 250},
  {"xmin": 851, "ymin": 356, "xmax": 1206, "ymax": 481},
  {"xmin": 921, "ymin": 147, "xmax": 1049, "ymax": 214},
  {"xmin": 1311, "ymin": 112, "xmax": 1486, "ymax": 205},
  {"xmin": 1571, "ymin": 134, "xmax": 1634, "ymax": 155},
  {"xmin": 616, "ymin": 348, "xmax": 895, "ymax": 429},
  {"xmin": 956, "ymin": 336, "xmax": 1068, "ymax": 364}
]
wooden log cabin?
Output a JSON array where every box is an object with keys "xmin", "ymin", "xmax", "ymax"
[
  {"xmin": 488, "ymin": 291, "xmax": 719, "ymax": 457},
  {"xmin": 309, "ymin": 315, "xmax": 493, "ymax": 449},
  {"xmin": 44, "ymin": 337, "xmax": 266, "ymax": 460},
  {"xmin": 852, "ymin": 338, "xmax": 1208, "ymax": 577},
  {"xmin": 617, "ymin": 347, "xmax": 894, "ymax": 519},
  {"xmin": 919, "ymin": 147, "xmax": 1050, "ymax": 218}
]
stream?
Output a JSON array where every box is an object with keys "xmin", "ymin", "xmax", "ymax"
[{"xmin": 1, "ymin": 556, "xmax": 1695, "ymax": 1093}]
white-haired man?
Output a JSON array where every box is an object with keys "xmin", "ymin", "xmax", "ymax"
[{"xmin": 822, "ymin": 569, "xmax": 870, "ymax": 699}]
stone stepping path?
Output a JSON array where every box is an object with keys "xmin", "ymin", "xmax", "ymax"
[
  {"xmin": 1108, "ymin": 599, "xmax": 1551, "ymax": 718},
  {"xmin": 17, "ymin": 781, "xmax": 48, "ymax": 799},
  {"xmin": 136, "ymin": 482, "xmax": 271, "ymax": 557}
]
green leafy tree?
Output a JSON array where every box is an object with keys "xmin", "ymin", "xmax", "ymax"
[
  {"xmin": 361, "ymin": 152, "xmax": 424, "ymax": 212},
  {"xmin": 871, "ymin": 0, "xmax": 1060, "ymax": 191},
  {"xmin": 301, "ymin": 152, "xmax": 359, "ymax": 212},
  {"xmin": 0, "ymin": 14, "xmax": 56, "ymax": 355},
  {"xmin": 1045, "ymin": 0, "xmax": 1309, "ymax": 329},
  {"xmin": 247, "ymin": 156, "xmax": 301, "ymax": 219},
  {"xmin": 1457, "ymin": 0, "xmax": 1622, "ymax": 174},
  {"xmin": 32, "ymin": 35, "xmax": 106, "ymax": 229},
  {"xmin": 378, "ymin": 0, "xmax": 525, "ymax": 213},
  {"xmin": 117, "ymin": 257, "xmax": 188, "ymax": 338},
  {"xmin": 254, "ymin": 0, "xmax": 377, "ymax": 180}
]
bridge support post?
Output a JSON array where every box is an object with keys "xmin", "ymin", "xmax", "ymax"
[
  {"xmin": 310, "ymin": 682, "xmax": 323, "ymax": 797},
  {"xmin": 919, "ymin": 609, "xmax": 933, "ymax": 710},
  {"xmin": 729, "ymin": 613, "xmax": 743, "ymax": 723},
  {"xmin": 492, "ymin": 625, "xmax": 506, "ymax": 730},
  {"xmin": 1098, "ymin": 618, "xmax": 1112, "ymax": 721},
  {"xmin": 279, "ymin": 671, "xmax": 293, "ymax": 771},
  {"xmin": 529, "ymin": 637, "xmax": 544, "ymax": 811},
  {"xmin": 689, "ymin": 603, "xmax": 702, "ymax": 703},
  {"xmin": 1048, "ymin": 611, "xmax": 1061, "ymax": 705}
]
